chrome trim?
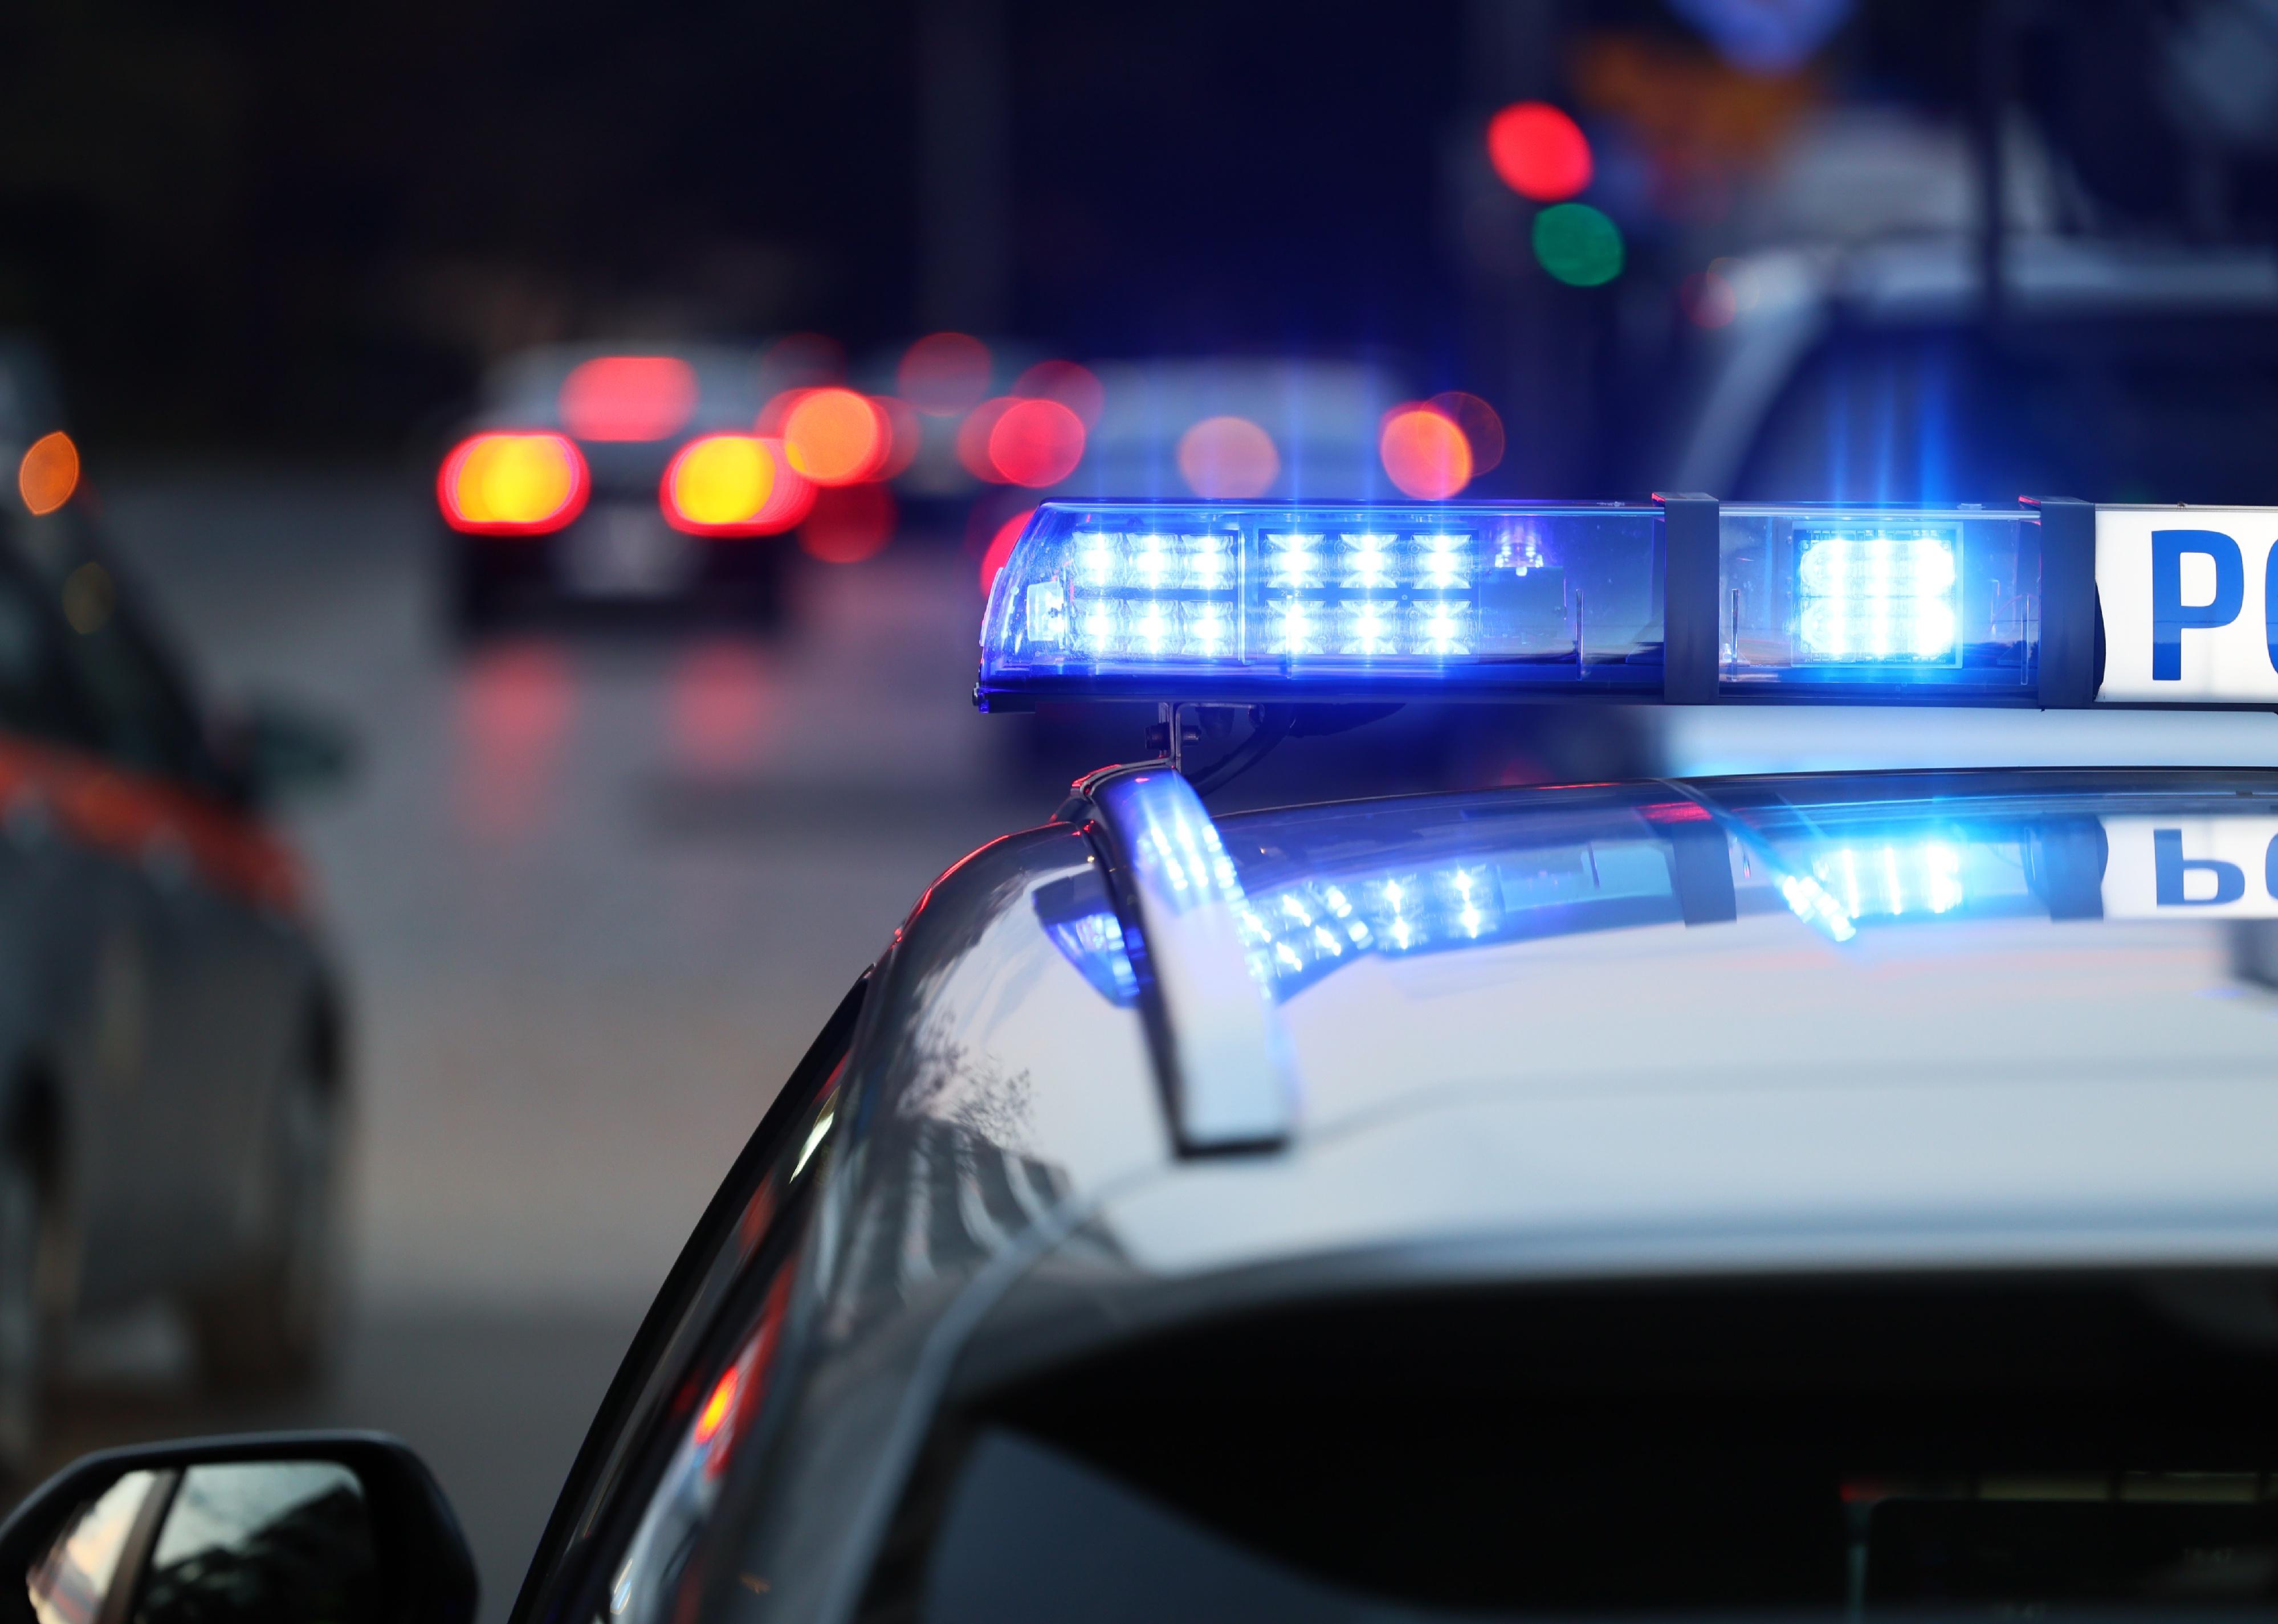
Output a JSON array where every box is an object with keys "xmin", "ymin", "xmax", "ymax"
[{"xmin": 1077, "ymin": 764, "xmax": 1296, "ymax": 1153}]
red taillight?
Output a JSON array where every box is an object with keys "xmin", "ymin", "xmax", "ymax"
[
  {"xmin": 661, "ymin": 435, "xmax": 814, "ymax": 536},
  {"xmin": 559, "ymin": 356, "xmax": 696, "ymax": 442},
  {"xmin": 438, "ymin": 434, "xmax": 589, "ymax": 534}
]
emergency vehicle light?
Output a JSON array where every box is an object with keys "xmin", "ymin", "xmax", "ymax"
[{"xmin": 978, "ymin": 499, "xmax": 2061, "ymax": 708}]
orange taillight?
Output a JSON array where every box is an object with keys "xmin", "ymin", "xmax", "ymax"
[
  {"xmin": 662, "ymin": 435, "xmax": 814, "ymax": 536},
  {"xmin": 439, "ymin": 433, "xmax": 589, "ymax": 534}
]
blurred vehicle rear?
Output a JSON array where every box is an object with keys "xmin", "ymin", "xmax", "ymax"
[{"xmin": 439, "ymin": 344, "xmax": 797, "ymax": 638}]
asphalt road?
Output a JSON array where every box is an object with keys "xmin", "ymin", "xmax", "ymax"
[{"xmin": 42, "ymin": 466, "xmax": 1043, "ymax": 1621}]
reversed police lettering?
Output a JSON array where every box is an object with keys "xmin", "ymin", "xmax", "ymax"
[
  {"xmin": 2152, "ymin": 828, "xmax": 2246, "ymax": 905},
  {"xmin": 2103, "ymin": 816, "xmax": 2278, "ymax": 916}
]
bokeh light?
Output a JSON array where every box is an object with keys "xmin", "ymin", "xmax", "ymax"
[
  {"xmin": 1533, "ymin": 202, "xmax": 1625, "ymax": 287},
  {"xmin": 18, "ymin": 431, "xmax": 79, "ymax": 516},
  {"xmin": 1380, "ymin": 406, "xmax": 1474, "ymax": 499},
  {"xmin": 1012, "ymin": 360, "xmax": 1105, "ymax": 426},
  {"xmin": 750, "ymin": 441, "xmax": 818, "ymax": 532},
  {"xmin": 988, "ymin": 398, "xmax": 1086, "ymax": 487},
  {"xmin": 559, "ymin": 356, "xmax": 696, "ymax": 442},
  {"xmin": 782, "ymin": 387, "xmax": 889, "ymax": 485},
  {"xmin": 798, "ymin": 482, "xmax": 896, "ymax": 564},
  {"xmin": 955, "ymin": 397, "xmax": 1016, "ymax": 482},
  {"xmin": 665, "ymin": 435, "xmax": 773, "ymax": 529},
  {"xmin": 980, "ymin": 508, "xmax": 1036, "ymax": 597},
  {"xmin": 664, "ymin": 435, "xmax": 814, "ymax": 534},
  {"xmin": 1428, "ymin": 391, "xmax": 1505, "ymax": 476},
  {"xmin": 439, "ymin": 433, "xmax": 589, "ymax": 533},
  {"xmin": 898, "ymin": 332, "xmax": 992, "ymax": 415},
  {"xmin": 1176, "ymin": 416, "xmax": 1279, "ymax": 499},
  {"xmin": 1486, "ymin": 103, "xmax": 1593, "ymax": 202}
]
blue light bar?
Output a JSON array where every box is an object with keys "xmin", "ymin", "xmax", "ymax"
[{"xmin": 977, "ymin": 500, "xmax": 2051, "ymax": 707}]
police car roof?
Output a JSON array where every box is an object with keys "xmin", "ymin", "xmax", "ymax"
[{"xmin": 842, "ymin": 764, "xmax": 2278, "ymax": 1307}]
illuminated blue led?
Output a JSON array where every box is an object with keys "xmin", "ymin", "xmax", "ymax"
[
  {"xmin": 1184, "ymin": 533, "xmax": 1234, "ymax": 591},
  {"xmin": 1778, "ymin": 872, "xmax": 1858, "ymax": 942},
  {"xmin": 978, "ymin": 501, "xmax": 2043, "ymax": 703},
  {"xmin": 1417, "ymin": 533, "xmax": 1472, "ymax": 592},
  {"xmin": 1340, "ymin": 600, "xmax": 1399, "ymax": 656},
  {"xmin": 1343, "ymin": 533, "xmax": 1398, "ymax": 591},
  {"xmin": 1794, "ymin": 527, "xmax": 1960, "ymax": 665},
  {"xmin": 1811, "ymin": 839, "xmax": 1965, "ymax": 919},
  {"xmin": 1045, "ymin": 910, "xmax": 1139, "ymax": 1005},
  {"xmin": 1266, "ymin": 532, "xmax": 1322, "ymax": 590}
]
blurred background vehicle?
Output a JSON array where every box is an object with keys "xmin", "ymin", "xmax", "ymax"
[
  {"xmin": 0, "ymin": 344, "xmax": 352, "ymax": 1469},
  {"xmin": 27, "ymin": 1, "xmax": 2278, "ymax": 1615},
  {"xmin": 441, "ymin": 344, "xmax": 792, "ymax": 636}
]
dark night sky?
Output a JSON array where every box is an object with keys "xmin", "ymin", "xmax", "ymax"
[
  {"xmin": 0, "ymin": 1, "xmax": 1480, "ymax": 450},
  {"xmin": 0, "ymin": 1, "xmax": 2200, "ymax": 454}
]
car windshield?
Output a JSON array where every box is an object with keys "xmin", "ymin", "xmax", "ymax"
[{"xmin": 878, "ymin": 1279, "xmax": 2278, "ymax": 1624}]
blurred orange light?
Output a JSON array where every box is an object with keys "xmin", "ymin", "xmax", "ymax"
[
  {"xmin": 955, "ymin": 397, "xmax": 1017, "ymax": 483},
  {"xmin": 1487, "ymin": 102, "xmax": 1593, "ymax": 202},
  {"xmin": 559, "ymin": 356, "xmax": 696, "ymax": 442},
  {"xmin": 1428, "ymin": 390, "xmax": 1505, "ymax": 476},
  {"xmin": 694, "ymin": 1365, "xmax": 739, "ymax": 1445},
  {"xmin": 1012, "ymin": 359, "xmax": 1105, "ymax": 427},
  {"xmin": 439, "ymin": 433, "xmax": 589, "ymax": 534},
  {"xmin": 798, "ymin": 483, "xmax": 896, "ymax": 564},
  {"xmin": 988, "ymin": 398, "xmax": 1085, "ymax": 488},
  {"xmin": 980, "ymin": 508, "xmax": 1036, "ymax": 597},
  {"xmin": 899, "ymin": 332, "xmax": 992, "ymax": 415},
  {"xmin": 1176, "ymin": 416, "xmax": 1279, "ymax": 499},
  {"xmin": 871, "ymin": 395, "xmax": 921, "ymax": 479},
  {"xmin": 663, "ymin": 435, "xmax": 813, "ymax": 534},
  {"xmin": 18, "ymin": 431, "xmax": 78, "ymax": 516},
  {"xmin": 783, "ymin": 387, "xmax": 889, "ymax": 485},
  {"xmin": 1380, "ymin": 406, "xmax": 1474, "ymax": 499}
]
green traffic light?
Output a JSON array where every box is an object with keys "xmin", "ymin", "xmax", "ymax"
[{"xmin": 1533, "ymin": 202, "xmax": 1624, "ymax": 287}]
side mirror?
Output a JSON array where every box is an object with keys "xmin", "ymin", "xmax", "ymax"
[
  {"xmin": 0, "ymin": 1431, "xmax": 474, "ymax": 1624},
  {"xmin": 215, "ymin": 697, "xmax": 357, "ymax": 810}
]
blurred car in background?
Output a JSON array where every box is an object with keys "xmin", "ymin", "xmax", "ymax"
[
  {"xmin": 440, "ymin": 344, "xmax": 806, "ymax": 637},
  {"xmin": 0, "ymin": 365, "xmax": 351, "ymax": 1466},
  {"xmin": 1659, "ymin": 235, "xmax": 2278, "ymax": 503}
]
